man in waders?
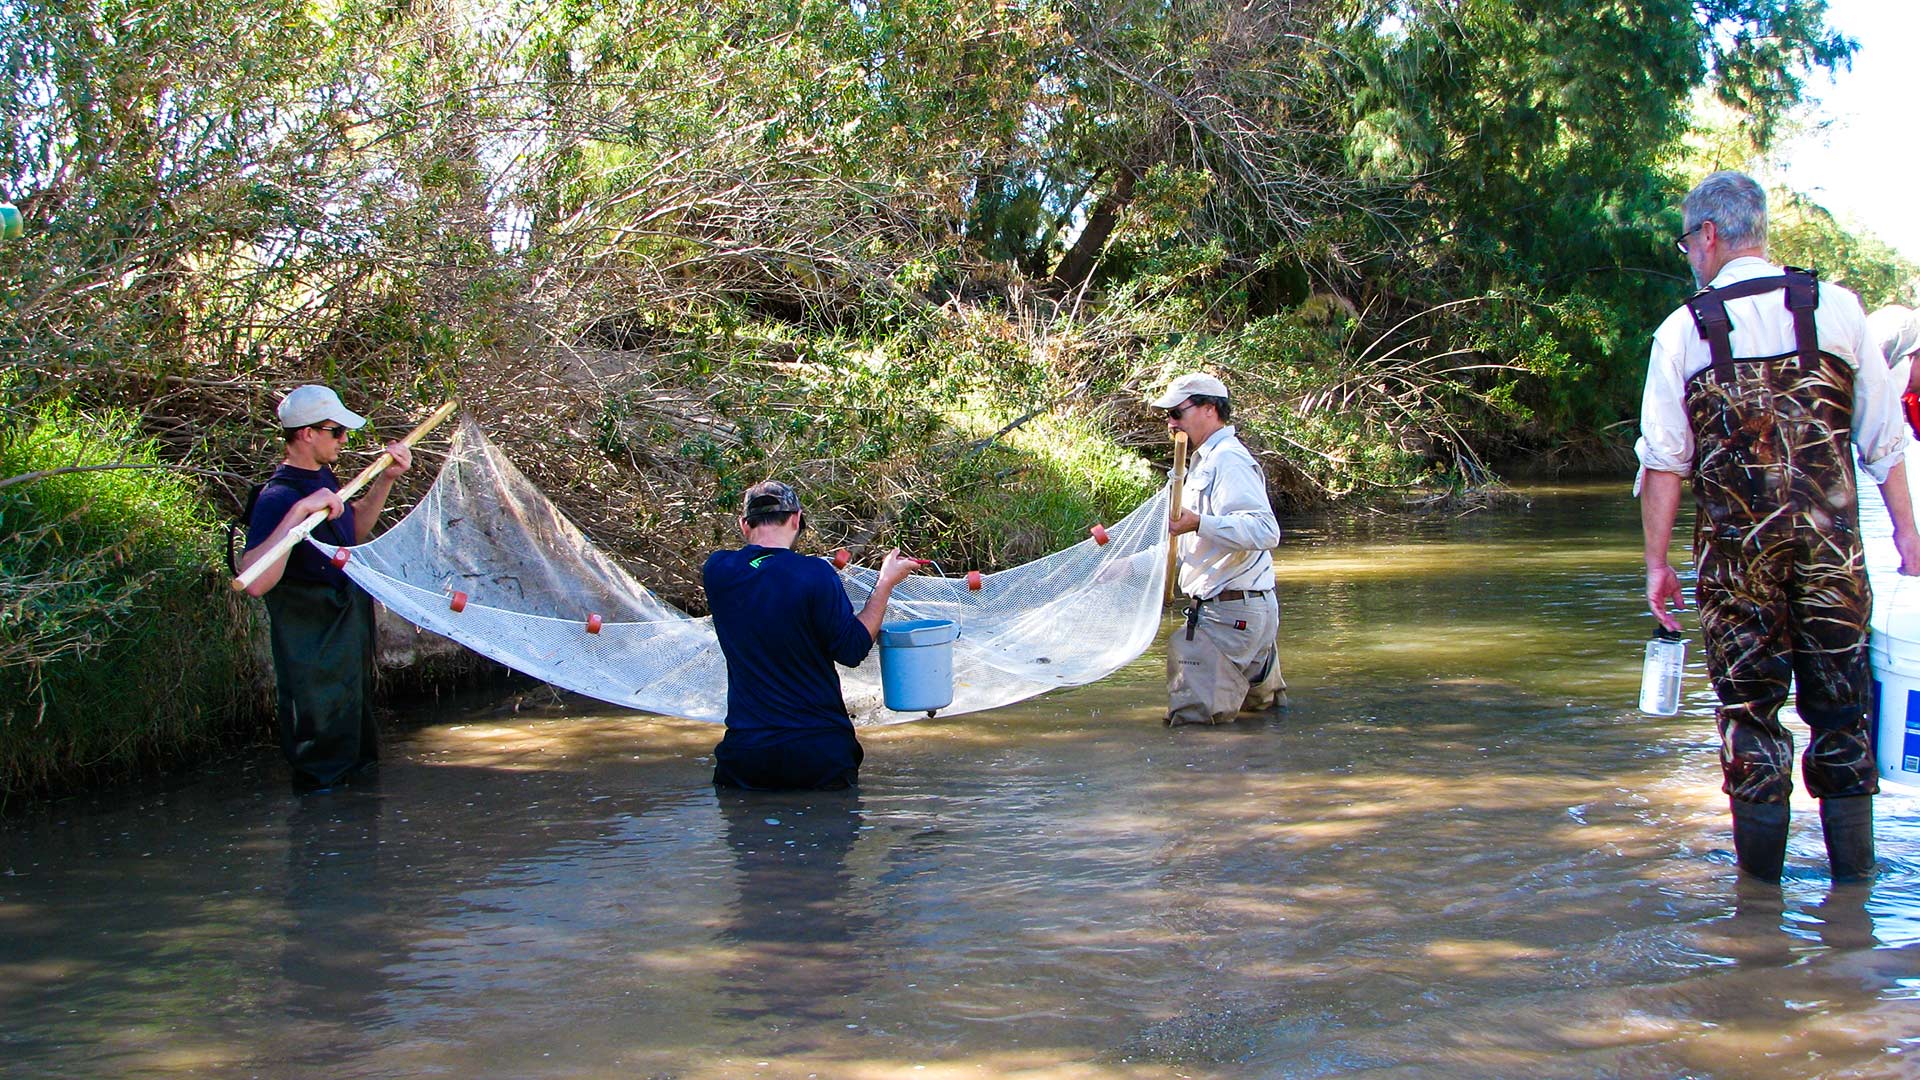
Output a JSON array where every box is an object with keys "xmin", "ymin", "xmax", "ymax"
[
  {"xmin": 1156, "ymin": 373, "xmax": 1287, "ymax": 726},
  {"xmin": 1638, "ymin": 171, "xmax": 1920, "ymax": 884},
  {"xmin": 240, "ymin": 385, "xmax": 412, "ymax": 792},
  {"xmin": 703, "ymin": 481, "xmax": 924, "ymax": 790}
]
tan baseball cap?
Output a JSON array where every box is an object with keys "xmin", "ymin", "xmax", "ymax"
[{"xmin": 1151, "ymin": 373, "xmax": 1230, "ymax": 409}]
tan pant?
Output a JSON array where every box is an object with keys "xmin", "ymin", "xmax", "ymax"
[{"xmin": 1167, "ymin": 593, "xmax": 1285, "ymax": 725}]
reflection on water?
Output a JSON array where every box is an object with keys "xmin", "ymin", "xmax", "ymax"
[
  {"xmin": 3, "ymin": 481, "xmax": 1919, "ymax": 1079},
  {"xmin": 713, "ymin": 789, "xmax": 874, "ymax": 1029}
]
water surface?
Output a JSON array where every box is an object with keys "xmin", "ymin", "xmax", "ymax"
[{"xmin": 4, "ymin": 481, "xmax": 1918, "ymax": 1079}]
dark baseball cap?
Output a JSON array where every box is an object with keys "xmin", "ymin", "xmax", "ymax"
[{"xmin": 742, "ymin": 480, "xmax": 803, "ymax": 516}]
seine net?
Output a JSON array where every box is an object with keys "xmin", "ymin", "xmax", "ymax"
[{"xmin": 316, "ymin": 418, "xmax": 1172, "ymax": 725}]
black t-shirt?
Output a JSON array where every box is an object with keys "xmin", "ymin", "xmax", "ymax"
[
  {"xmin": 244, "ymin": 464, "xmax": 358, "ymax": 588},
  {"xmin": 702, "ymin": 545, "xmax": 874, "ymax": 750}
]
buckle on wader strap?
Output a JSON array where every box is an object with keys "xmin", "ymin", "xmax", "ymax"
[
  {"xmin": 1683, "ymin": 268, "xmax": 1824, "ymax": 505},
  {"xmin": 1684, "ymin": 267, "xmax": 1823, "ymax": 377},
  {"xmin": 1183, "ymin": 597, "xmax": 1205, "ymax": 641},
  {"xmin": 1782, "ymin": 266, "xmax": 1820, "ymax": 373}
]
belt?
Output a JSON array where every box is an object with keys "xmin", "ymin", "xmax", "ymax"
[{"xmin": 1181, "ymin": 588, "xmax": 1268, "ymax": 640}]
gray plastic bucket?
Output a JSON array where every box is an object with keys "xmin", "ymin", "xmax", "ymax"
[{"xmin": 877, "ymin": 618, "xmax": 959, "ymax": 712}]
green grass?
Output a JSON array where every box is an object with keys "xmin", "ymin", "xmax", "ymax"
[{"xmin": 0, "ymin": 405, "xmax": 267, "ymax": 805}]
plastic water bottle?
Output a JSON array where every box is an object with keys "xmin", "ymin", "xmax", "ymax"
[{"xmin": 1639, "ymin": 628, "xmax": 1686, "ymax": 715}]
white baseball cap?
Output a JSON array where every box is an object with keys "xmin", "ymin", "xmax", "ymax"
[
  {"xmin": 1151, "ymin": 373, "xmax": 1230, "ymax": 409},
  {"xmin": 277, "ymin": 385, "xmax": 367, "ymax": 430},
  {"xmin": 1869, "ymin": 305, "xmax": 1920, "ymax": 364}
]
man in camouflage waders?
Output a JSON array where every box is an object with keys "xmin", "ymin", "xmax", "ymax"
[{"xmin": 1639, "ymin": 171, "xmax": 1920, "ymax": 884}]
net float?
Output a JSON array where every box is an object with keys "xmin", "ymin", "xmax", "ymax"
[
  {"xmin": 449, "ymin": 590, "xmax": 468, "ymax": 613},
  {"xmin": 833, "ymin": 549, "xmax": 851, "ymax": 569},
  {"xmin": 331, "ymin": 547, "xmax": 350, "ymax": 568},
  {"xmin": 966, "ymin": 570, "xmax": 982, "ymax": 591},
  {"xmin": 586, "ymin": 613, "xmax": 603, "ymax": 634},
  {"xmin": 1089, "ymin": 524, "xmax": 1109, "ymax": 546}
]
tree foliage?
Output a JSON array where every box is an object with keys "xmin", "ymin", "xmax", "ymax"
[{"xmin": 1, "ymin": 0, "xmax": 1912, "ymax": 792}]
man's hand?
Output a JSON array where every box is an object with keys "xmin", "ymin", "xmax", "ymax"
[
  {"xmin": 1646, "ymin": 562, "xmax": 1685, "ymax": 631},
  {"xmin": 1895, "ymin": 527, "xmax": 1920, "ymax": 577},
  {"xmin": 859, "ymin": 549, "xmax": 929, "ymax": 640},
  {"xmin": 877, "ymin": 548, "xmax": 926, "ymax": 589},
  {"xmin": 381, "ymin": 441, "xmax": 412, "ymax": 481},
  {"xmin": 1170, "ymin": 509, "xmax": 1200, "ymax": 537},
  {"xmin": 294, "ymin": 489, "xmax": 345, "ymax": 521}
]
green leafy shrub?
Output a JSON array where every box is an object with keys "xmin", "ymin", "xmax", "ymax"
[{"xmin": 0, "ymin": 406, "xmax": 266, "ymax": 804}]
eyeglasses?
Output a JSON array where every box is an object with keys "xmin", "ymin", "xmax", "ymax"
[
  {"xmin": 1674, "ymin": 220, "xmax": 1711, "ymax": 255},
  {"xmin": 309, "ymin": 424, "xmax": 350, "ymax": 439},
  {"xmin": 1166, "ymin": 400, "xmax": 1195, "ymax": 421}
]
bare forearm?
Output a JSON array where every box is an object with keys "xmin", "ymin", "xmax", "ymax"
[
  {"xmin": 1878, "ymin": 459, "xmax": 1920, "ymax": 575},
  {"xmin": 353, "ymin": 477, "xmax": 396, "ymax": 543},
  {"xmin": 857, "ymin": 581, "xmax": 899, "ymax": 641},
  {"xmin": 1640, "ymin": 470, "xmax": 1683, "ymax": 567},
  {"xmin": 1881, "ymin": 459, "xmax": 1918, "ymax": 535}
]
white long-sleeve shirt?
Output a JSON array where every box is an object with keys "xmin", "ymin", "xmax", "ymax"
[
  {"xmin": 1635, "ymin": 256, "xmax": 1908, "ymax": 491},
  {"xmin": 1177, "ymin": 425, "xmax": 1279, "ymax": 598}
]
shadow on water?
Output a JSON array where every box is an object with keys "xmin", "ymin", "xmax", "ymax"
[{"xmin": 3, "ymin": 482, "xmax": 1920, "ymax": 1078}]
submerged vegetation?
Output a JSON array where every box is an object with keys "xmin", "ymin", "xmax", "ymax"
[{"xmin": 1, "ymin": 0, "xmax": 1913, "ymax": 798}]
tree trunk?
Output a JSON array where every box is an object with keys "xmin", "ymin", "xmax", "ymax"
[{"xmin": 1049, "ymin": 166, "xmax": 1138, "ymax": 292}]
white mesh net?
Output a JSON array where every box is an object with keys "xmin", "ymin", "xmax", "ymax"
[{"xmin": 315, "ymin": 418, "xmax": 1172, "ymax": 725}]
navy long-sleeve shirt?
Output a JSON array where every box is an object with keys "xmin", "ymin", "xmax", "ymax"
[
  {"xmin": 245, "ymin": 464, "xmax": 358, "ymax": 589},
  {"xmin": 703, "ymin": 545, "xmax": 874, "ymax": 758}
]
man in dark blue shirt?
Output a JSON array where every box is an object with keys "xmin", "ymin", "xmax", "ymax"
[
  {"xmin": 241, "ymin": 385, "xmax": 412, "ymax": 791},
  {"xmin": 704, "ymin": 481, "xmax": 922, "ymax": 790}
]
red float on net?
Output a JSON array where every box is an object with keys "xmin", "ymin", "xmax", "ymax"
[
  {"xmin": 331, "ymin": 547, "xmax": 350, "ymax": 568},
  {"xmin": 449, "ymin": 591, "xmax": 468, "ymax": 613},
  {"xmin": 832, "ymin": 549, "xmax": 851, "ymax": 569},
  {"xmin": 1089, "ymin": 524, "xmax": 1109, "ymax": 546},
  {"xmin": 966, "ymin": 570, "xmax": 983, "ymax": 591},
  {"xmin": 586, "ymin": 613, "xmax": 603, "ymax": 634}
]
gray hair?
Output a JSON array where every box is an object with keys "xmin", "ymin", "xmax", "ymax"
[{"xmin": 1682, "ymin": 171, "xmax": 1767, "ymax": 250}]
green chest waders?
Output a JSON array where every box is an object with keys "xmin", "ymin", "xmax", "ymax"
[
  {"xmin": 264, "ymin": 579, "xmax": 379, "ymax": 789},
  {"xmin": 1682, "ymin": 268, "xmax": 1879, "ymax": 810}
]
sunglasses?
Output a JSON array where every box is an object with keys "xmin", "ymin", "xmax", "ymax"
[
  {"xmin": 1674, "ymin": 220, "xmax": 1711, "ymax": 255},
  {"xmin": 309, "ymin": 424, "xmax": 351, "ymax": 439},
  {"xmin": 1166, "ymin": 400, "xmax": 1195, "ymax": 421}
]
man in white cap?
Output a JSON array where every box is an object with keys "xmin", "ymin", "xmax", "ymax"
[
  {"xmin": 239, "ymin": 385, "xmax": 412, "ymax": 791},
  {"xmin": 1153, "ymin": 372, "xmax": 1286, "ymax": 725}
]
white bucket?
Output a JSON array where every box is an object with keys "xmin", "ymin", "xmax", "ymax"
[{"xmin": 1868, "ymin": 619, "xmax": 1920, "ymax": 793}]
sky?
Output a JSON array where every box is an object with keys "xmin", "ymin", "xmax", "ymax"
[{"xmin": 1773, "ymin": 0, "xmax": 1920, "ymax": 261}]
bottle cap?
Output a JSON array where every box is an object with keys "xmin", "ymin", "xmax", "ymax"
[{"xmin": 1654, "ymin": 627, "xmax": 1685, "ymax": 642}]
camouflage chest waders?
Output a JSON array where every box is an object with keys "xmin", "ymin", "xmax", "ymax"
[{"xmin": 1684, "ymin": 268, "xmax": 1879, "ymax": 806}]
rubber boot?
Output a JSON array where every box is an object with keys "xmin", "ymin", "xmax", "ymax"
[
  {"xmin": 1819, "ymin": 795, "xmax": 1876, "ymax": 884},
  {"xmin": 1730, "ymin": 798, "xmax": 1789, "ymax": 884}
]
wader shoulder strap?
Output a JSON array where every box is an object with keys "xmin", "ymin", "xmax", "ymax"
[
  {"xmin": 1683, "ymin": 267, "xmax": 1822, "ymax": 377},
  {"xmin": 1781, "ymin": 266, "xmax": 1820, "ymax": 372}
]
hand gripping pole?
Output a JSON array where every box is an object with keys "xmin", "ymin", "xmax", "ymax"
[{"xmin": 1165, "ymin": 430, "xmax": 1189, "ymax": 605}]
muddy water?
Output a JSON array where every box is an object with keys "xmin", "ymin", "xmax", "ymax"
[{"xmin": 4, "ymin": 482, "xmax": 1919, "ymax": 1079}]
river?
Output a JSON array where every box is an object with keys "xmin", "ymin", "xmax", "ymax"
[{"xmin": 3, "ymin": 481, "xmax": 1918, "ymax": 1079}]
